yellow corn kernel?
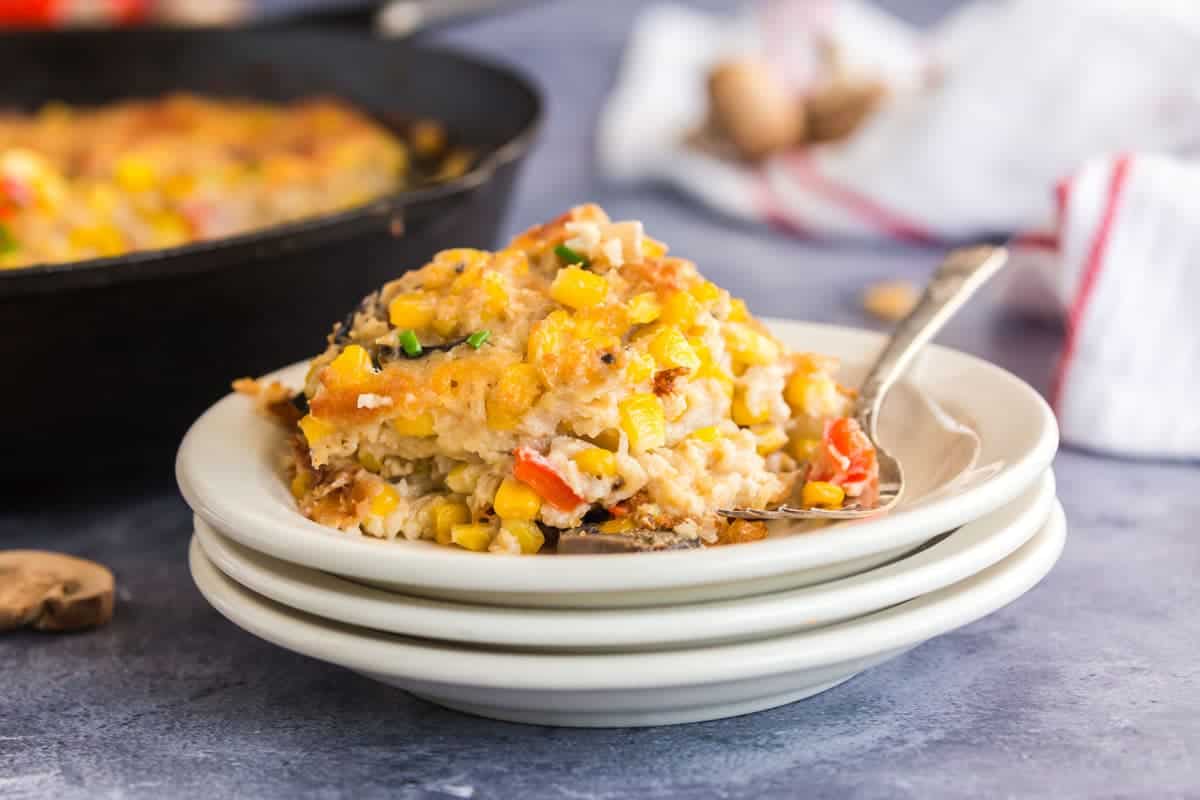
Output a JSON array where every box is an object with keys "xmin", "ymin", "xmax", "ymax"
[
  {"xmin": 289, "ymin": 470, "xmax": 312, "ymax": 500},
  {"xmin": 784, "ymin": 370, "xmax": 845, "ymax": 417},
  {"xmin": 574, "ymin": 447, "xmax": 618, "ymax": 478},
  {"xmin": 550, "ymin": 266, "xmax": 608, "ymax": 310},
  {"xmin": 451, "ymin": 264, "xmax": 483, "ymax": 293},
  {"xmin": 695, "ymin": 363, "xmax": 734, "ymax": 398},
  {"xmin": 369, "ymin": 483, "xmax": 400, "ymax": 518},
  {"xmin": 501, "ymin": 519, "xmax": 545, "ymax": 554},
  {"xmin": 527, "ymin": 309, "xmax": 571, "ymax": 366},
  {"xmin": 725, "ymin": 323, "xmax": 780, "ymax": 368},
  {"xmin": 114, "ymin": 155, "xmax": 157, "ymax": 192},
  {"xmin": 624, "ymin": 352, "xmax": 655, "ymax": 385},
  {"xmin": 326, "ymin": 344, "xmax": 375, "ymax": 386},
  {"xmin": 433, "ymin": 500, "xmax": 470, "ymax": 545},
  {"xmin": 487, "ymin": 363, "xmax": 543, "ymax": 430},
  {"xmin": 356, "ymin": 449, "xmax": 383, "ymax": 473},
  {"xmin": 728, "ymin": 298, "xmax": 750, "ymax": 322},
  {"xmin": 436, "ymin": 248, "xmax": 490, "ymax": 270},
  {"xmin": 648, "ymin": 326, "xmax": 701, "ymax": 373},
  {"xmin": 598, "ymin": 518, "xmax": 636, "ymax": 535},
  {"xmin": 642, "ymin": 236, "xmax": 667, "ymax": 259},
  {"xmin": 298, "ymin": 414, "xmax": 335, "ymax": 445},
  {"xmin": 445, "ymin": 464, "xmax": 475, "ymax": 494},
  {"xmin": 388, "ymin": 292, "xmax": 435, "ymax": 330},
  {"xmin": 391, "ymin": 411, "xmax": 436, "ymax": 437},
  {"xmin": 690, "ymin": 425, "xmax": 723, "ymax": 443},
  {"xmin": 751, "ymin": 424, "xmax": 789, "ymax": 456},
  {"xmin": 619, "ymin": 393, "xmax": 667, "ymax": 453},
  {"xmin": 493, "ymin": 477, "xmax": 542, "ymax": 521},
  {"xmin": 731, "ymin": 388, "xmax": 770, "ymax": 426},
  {"xmin": 163, "ymin": 173, "xmax": 196, "ymax": 201},
  {"xmin": 801, "ymin": 480, "xmax": 846, "ymax": 509},
  {"xmin": 690, "ymin": 280, "xmax": 722, "ymax": 306},
  {"xmin": 482, "ymin": 271, "xmax": 509, "ymax": 316},
  {"xmin": 451, "ymin": 522, "xmax": 494, "ymax": 551},
  {"xmin": 788, "ymin": 435, "xmax": 822, "ymax": 462},
  {"xmin": 626, "ymin": 292, "xmax": 662, "ymax": 324},
  {"xmin": 660, "ymin": 290, "xmax": 702, "ymax": 329}
]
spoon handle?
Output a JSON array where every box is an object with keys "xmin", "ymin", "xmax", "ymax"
[{"xmin": 856, "ymin": 245, "xmax": 1009, "ymax": 440}]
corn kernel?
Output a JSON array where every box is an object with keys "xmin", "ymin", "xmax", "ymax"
[
  {"xmin": 625, "ymin": 352, "xmax": 655, "ymax": 384},
  {"xmin": 298, "ymin": 414, "xmax": 334, "ymax": 444},
  {"xmin": 648, "ymin": 326, "xmax": 701, "ymax": 373},
  {"xmin": 114, "ymin": 155, "xmax": 156, "ymax": 192},
  {"xmin": 626, "ymin": 292, "xmax": 662, "ymax": 324},
  {"xmin": 357, "ymin": 449, "xmax": 382, "ymax": 473},
  {"xmin": 493, "ymin": 477, "xmax": 542, "ymax": 520},
  {"xmin": 751, "ymin": 424, "xmax": 789, "ymax": 456},
  {"xmin": 289, "ymin": 470, "xmax": 312, "ymax": 499},
  {"xmin": 326, "ymin": 344, "xmax": 375, "ymax": 386},
  {"xmin": 728, "ymin": 298, "xmax": 750, "ymax": 322},
  {"xmin": 501, "ymin": 519, "xmax": 545, "ymax": 554},
  {"xmin": 660, "ymin": 290, "xmax": 702, "ymax": 328},
  {"xmin": 642, "ymin": 236, "xmax": 667, "ymax": 259},
  {"xmin": 445, "ymin": 464, "xmax": 475, "ymax": 494},
  {"xmin": 802, "ymin": 480, "xmax": 846, "ymax": 509},
  {"xmin": 619, "ymin": 393, "xmax": 667, "ymax": 453},
  {"xmin": 482, "ymin": 271, "xmax": 509, "ymax": 316},
  {"xmin": 598, "ymin": 518, "xmax": 636, "ymax": 534},
  {"xmin": 725, "ymin": 323, "xmax": 780, "ymax": 367},
  {"xmin": 487, "ymin": 363, "xmax": 543, "ymax": 430},
  {"xmin": 369, "ymin": 483, "xmax": 400, "ymax": 517},
  {"xmin": 391, "ymin": 412, "xmax": 436, "ymax": 437},
  {"xmin": 690, "ymin": 425, "xmax": 722, "ymax": 443},
  {"xmin": 731, "ymin": 388, "xmax": 770, "ymax": 426},
  {"xmin": 788, "ymin": 435, "xmax": 822, "ymax": 462},
  {"xmin": 388, "ymin": 292, "xmax": 435, "ymax": 330},
  {"xmin": 574, "ymin": 447, "xmax": 618, "ymax": 478},
  {"xmin": 433, "ymin": 500, "xmax": 470, "ymax": 545},
  {"xmin": 690, "ymin": 280, "xmax": 721, "ymax": 306},
  {"xmin": 550, "ymin": 265, "xmax": 608, "ymax": 309},
  {"xmin": 527, "ymin": 310, "xmax": 571, "ymax": 366},
  {"xmin": 451, "ymin": 522, "xmax": 494, "ymax": 551},
  {"xmin": 789, "ymin": 371, "xmax": 846, "ymax": 418}
]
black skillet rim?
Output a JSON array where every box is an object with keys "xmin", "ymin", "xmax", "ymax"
[{"xmin": 0, "ymin": 30, "xmax": 544, "ymax": 298}]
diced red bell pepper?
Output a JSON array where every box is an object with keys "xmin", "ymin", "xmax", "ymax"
[
  {"xmin": 809, "ymin": 417, "xmax": 878, "ymax": 497},
  {"xmin": 513, "ymin": 446, "xmax": 584, "ymax": 512}
]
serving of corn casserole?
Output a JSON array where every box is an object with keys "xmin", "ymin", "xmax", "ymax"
[
  {"xmin": 0, "ymin": 94, "xmax": 464, "ymax": 270},
  {"xmin": 241, "ymin": 205, "xmax": 878, "ymax": 554}
]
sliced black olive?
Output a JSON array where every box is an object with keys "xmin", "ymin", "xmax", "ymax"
[{"xmin": 556, "ymin": 526, "xmax": 702, "ymax": 554}]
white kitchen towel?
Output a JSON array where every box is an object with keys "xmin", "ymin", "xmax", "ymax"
[
  {"xmin": 1010, "ymin": 153, "xmax": 1199, "ymax": 460},
  {"xmin": 600, "ymin": 1, "xmax": 1200, "ymax": 459},
  {"xmin": 600, "ymin": 0, "xmax": 1200, "ymax": 242}
]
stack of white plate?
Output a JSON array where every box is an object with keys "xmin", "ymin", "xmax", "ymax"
[{"xmin": 178, "ymin": 320, "xmax": 1064, "ymax": 727}]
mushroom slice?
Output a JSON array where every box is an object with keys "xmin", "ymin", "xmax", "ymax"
[
  {"xmin": 0, "ymin": 550, "xmax": 115, "ymax": 632},
  {"xmin": 556, "ymin": 526, "xmax": 703, "ymax": 555}
]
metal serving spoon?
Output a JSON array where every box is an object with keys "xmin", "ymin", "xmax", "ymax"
[{"xmin": 720, "ymin": 245, "xmax": 1009, "ymax": 522}]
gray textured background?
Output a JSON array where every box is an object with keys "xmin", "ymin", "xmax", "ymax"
[{"xmin": 2, "ymin": 2, "xmax": 1198, "ymax": 798}]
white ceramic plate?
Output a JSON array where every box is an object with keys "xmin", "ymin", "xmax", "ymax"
[
  {"xmin": 189, "ymin": 501, "xmax": 1066, "ymax": 727},
  {"xmin": 195, "ymin": 471, "xmax": 1055, "ymax": 651},
  {"xmin": 178, "ymin": 319, "xmax": 1057, "ymax": 607}
]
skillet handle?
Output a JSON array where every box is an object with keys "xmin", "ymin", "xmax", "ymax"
[{"xmin": 375, "ymin": 0, "xmax": 543, "ymax": 37}]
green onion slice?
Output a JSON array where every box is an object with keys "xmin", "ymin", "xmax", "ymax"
[
  {"xmin": 398, "ymin": 329, "xmax": 423, "ymax": 358},
  {"xmin": 554, "ymin": 243, "xmax": 590, "ymax": 268},
  {"xmin": 466, "ymin": 330, "xmax": 491, "ymax": 349}
]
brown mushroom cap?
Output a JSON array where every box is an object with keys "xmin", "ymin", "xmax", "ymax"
[
  {"xmin": 0, "ymin": 551, "xmax": 115, "ymax": 632},
  {"xmin": 707, "ymin": 59, "xmax": 806, "ymax": 160}
]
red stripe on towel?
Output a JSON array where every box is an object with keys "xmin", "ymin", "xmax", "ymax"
[
  {"xmin": 1050, "ymin": 154, "xmax": 1133, "ymax": 411},
  {"xmin": 782, "ymin": 152, "xmax": 940, "ymax": 245},
  {"xmin": 754, "ymin": 167, "xmax": 816, "ymax": 238}
]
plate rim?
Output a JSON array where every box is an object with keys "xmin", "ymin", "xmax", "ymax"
[
  {"xmin": 177, "ymin": 318, "xmax": 1059, "ymax": 594},
  {"xmin": 188, "ymin": 500, "xmax": 1067, "ymax": 692},
  {"xmin": 193, "ymin": 471, "xmax": 1057, "ymax": 649}
]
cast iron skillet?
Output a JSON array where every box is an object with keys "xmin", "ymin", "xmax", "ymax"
[{"xmin": 0, "ymin": 28, "xmax": 541, "ymax": 480}]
